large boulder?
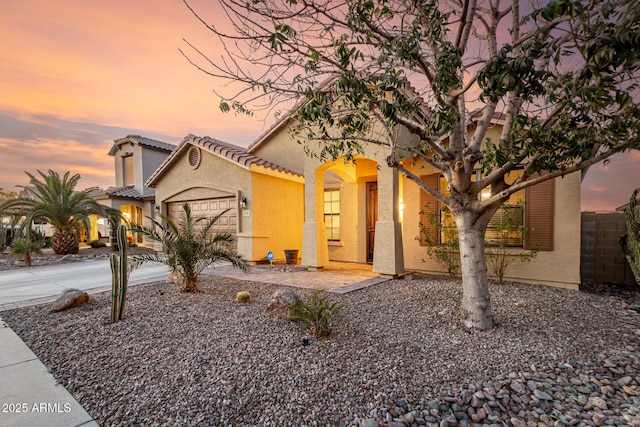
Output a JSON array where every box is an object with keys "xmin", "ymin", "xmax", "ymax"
[
  {"xmin": 266, "ymin": 288, "xmax": 301, "ymax": 320},
  {"xmin": 51, "ymin": 288, "xmax": 89, "ymax": 312}
]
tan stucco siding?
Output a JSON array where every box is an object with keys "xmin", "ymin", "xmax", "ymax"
[
  {"xmin": 250, "ymin": 122, "xmax": 305, "ymax": 175},
  {"xmin": 152, "ymin": 147, "xmax": 254, "ymax": 258},
  {"xmin": 250, "ymin": 172, "xmax": 304, "ymax": 262},
  {"xmin": 400, "ymin": 160, "xmax": 581, "ymax": 289},
  {"xmin": 326, "ymin": 180, "xmax": 361, "ymax": 262},
  {"xmin": 503, "ymin": 172, "xmax": 581, "ymax": 289}
]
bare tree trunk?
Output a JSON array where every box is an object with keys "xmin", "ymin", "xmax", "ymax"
[{"xmin": 456, "ymin": 211, "xmax": 493, "ymax": 330}]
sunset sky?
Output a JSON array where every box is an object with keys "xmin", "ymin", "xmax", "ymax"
[{"xmin": 1, "ymin": 0, "xmax": 638, "ymax": 211}]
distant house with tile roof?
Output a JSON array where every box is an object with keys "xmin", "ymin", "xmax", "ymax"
[{"xmin": 91, "ymin": 135, "xmax": 175, "ymax": 243}]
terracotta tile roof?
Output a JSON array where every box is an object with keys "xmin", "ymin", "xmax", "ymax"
[
  {"xmin": 92, "ymin": 186, "xmax": 144, "ymax": 200},
  {"xmin": 146, "ymin": 134, "xmax": 302, "ymax": 187},
  {"xmin": 109, "ymin": 135, "xmax": 176, "ymax": 156}
]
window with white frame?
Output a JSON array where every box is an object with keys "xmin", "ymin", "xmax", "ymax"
[{"xmin": 324, "ymin": 189, "xmax": 340, "ymax": 241}]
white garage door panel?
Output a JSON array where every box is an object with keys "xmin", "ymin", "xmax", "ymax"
[{"xmin": 168, "ymin": 197, "xmax": 237, "ymax": 236}]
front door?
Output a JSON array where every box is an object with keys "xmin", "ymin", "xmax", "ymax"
[{"xmin": 366, "ymin": 182, "xmax": 378, "ymax": 263}]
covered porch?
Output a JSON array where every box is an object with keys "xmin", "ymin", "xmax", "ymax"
[{"xmin": 301, "ymin": 154, "xmax": 405, "ymax": 277}]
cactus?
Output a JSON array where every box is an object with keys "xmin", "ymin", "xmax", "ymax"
[
  {"xmin": 110, "ymin": 224, "xmax": 129, "ymax": 323},
  {"xmin": 622, "ymin": 188, "xmax": 640, "ymax": 285},
  {"xmin": 236, "ymin": 291, "xmax": 252, "ymax": 303}
]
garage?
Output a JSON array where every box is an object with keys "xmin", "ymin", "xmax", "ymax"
[{"xmin": 167, "ymin": 197, "xmax": 237, "ymax": 246}]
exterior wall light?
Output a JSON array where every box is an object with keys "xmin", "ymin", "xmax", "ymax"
[{"xmin": 240, "ymin": 197, "xmax": 248, "ymax": 209}]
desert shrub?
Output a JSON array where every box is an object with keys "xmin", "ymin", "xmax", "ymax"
[
  {"xmin": 289, "ymin": 290, "xmax": 342, "ymax": 338},
  {"xmin": 485, "ymin": 217, "xmax": 537, "ymax": 284},
  {"xmin": 419, "ymin": 206, "xmax": 460, "ymax": 278},
  {"xmin": 88, "ymin": 239, "xmax": 106, "ymax": 248},
  {"xmin": 236, "ymin": 291, "xmax": 252, "ymax": 303}
]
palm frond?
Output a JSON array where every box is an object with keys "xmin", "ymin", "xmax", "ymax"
[{"xmin": 128, "ymin": 202, "xmax": 248, "ymax": 291}]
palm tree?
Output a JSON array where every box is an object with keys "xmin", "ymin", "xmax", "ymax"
[
  {"xmin": 8, "ymin": 236, "xmax": 44, "ymax": 266},
  {"xmin": 129, "ymin": 203, "xmax": 248, "ymax": 292},
  {"xmin": 0, "ymin": 170, "xmax": 118, "ymax": 255}
]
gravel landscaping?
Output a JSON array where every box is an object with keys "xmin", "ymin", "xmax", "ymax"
[
  {"xmin": 0, "ymin": 245, "xmax": 155, "ymax": 271},
  {"xmin": 2, "ymin": 274, "xmax": 640, "ymax": 426}
]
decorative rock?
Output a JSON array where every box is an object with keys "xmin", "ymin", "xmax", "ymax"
[
  {"xmin": 51, "ymin": 288, "xmax": 89, "ymax": 312},
  {"xmin": 533, "ymin": 389, "xmax": 553, "ymax": 401},
  {"xmin": 266, "ymin": 288, "xmax": 301, "ymax": 319},
  {"xmin": 618, "ymin": 376, "xmax": 633, "ymax": 386},
  {"xmin": 589, "ymin": 396, "xmax": 608, "ymax": 410},
  {"xmin": 510, "ymin": 382, "xmax": 526, "ymax": 395},
  {"xmin": 403, "ymin": 411, "xmax": 415, "ymax": 424},
  {"xmin": 361, "ymin": 419, "xmax": 378, "ymax": 427}
]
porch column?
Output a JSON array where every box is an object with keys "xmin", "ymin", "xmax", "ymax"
[
  {"xmin": 302, "ymin": 163, "xmax": 329, "ymax": 269},
  {"xmin": 88, "ymin": 214, "xmax": 99, "ymax": 241},
  {"xmin": 373, "ymin": 166, "xmax": 405, "ymax": 276}
]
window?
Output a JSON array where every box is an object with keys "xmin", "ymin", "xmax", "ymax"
[
  {"xmin": 482, "ymin": 171, "xmax": 525, "ymax": 247},
  {"xmin": 420, "ymin": 171, "xmax": 553, "ymax": 250},
  {"xmin": 324, "ymin": 189, "xmax": 340, "ymax": 241},
  {"xmin": 123, "ymin": 155, "xmax": 134, "ymax": 186}
]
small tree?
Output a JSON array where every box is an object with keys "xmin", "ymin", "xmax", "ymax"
[
  {"xmin": 8, "ymin": 236, "xmax": 44, "ymax": 267},
  {"xmin": 129, "ymin": 203, "xmax": 248, "ymax": 292},
  {"xmin": 621, "ymin": 188, "xmax": 640, "ymax": 284},
  {"xmin": 0, "ymin": 170, "xmax": 119, "ymax": 255},
  {"xmin": 183, "ymin": 0, "xmax": 640, "ymax": 329},
  {"xmin": 485, "ymin": 216, "xmax": 537, "ymax": 285}
]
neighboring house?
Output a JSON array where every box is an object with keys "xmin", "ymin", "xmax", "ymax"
[
  {"xmin": 148, "ymin": 115, "xmax": 582, "ymax": 289},
  {"xmin": 91, "ymin": 135, "xmax": 176, "ymax": 244}
]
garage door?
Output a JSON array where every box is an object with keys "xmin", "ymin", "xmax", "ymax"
[{"xmin": 168, "ymin": 197, "xmax": 237, "ymax": 246}]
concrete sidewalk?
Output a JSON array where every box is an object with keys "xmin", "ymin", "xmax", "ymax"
[
  {"xmin": 0, "ymin": 260, "xmax": 169, "ymax": 427},
  {"xmin": 0, "ymin": 317, "xmax": 99, "ymax": 427}
]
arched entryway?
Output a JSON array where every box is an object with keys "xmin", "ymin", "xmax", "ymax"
[{"xmin": 302, "ymin": 155, "xmax": 404, "ymax": 276}]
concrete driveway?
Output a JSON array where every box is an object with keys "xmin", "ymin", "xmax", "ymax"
[{"xmin": 0, "ymin": 260, "xmax": 170, "ymax": 310}]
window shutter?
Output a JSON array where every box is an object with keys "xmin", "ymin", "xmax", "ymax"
[
  {"xmin": 419, "ymin": 174, "xmax": 439, "ymax": 246},
  {"xmin": 525, "ymin": 178, "xmax": 554, "ymax": 251}
]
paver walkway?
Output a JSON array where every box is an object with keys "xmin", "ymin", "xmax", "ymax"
[{"xmin": 205, "ymin": 261, "xmax": 391, "ymax": 293}]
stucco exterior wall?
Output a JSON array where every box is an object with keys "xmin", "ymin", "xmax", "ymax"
[
  {"xmin": 112, "ymin": 142, "xmax": 132, "ymax": 188},
  {"xmin": 326, "ymin": 180, "xmax": 360, "ymax": 262},
  {"xmin": 111, "ymin": 142, "xmax": 171, "ymax": 196},
  {"xmin": 401, "ymin": 162, "xmax": 582, "ymax": 289},
  {"xmin": 250, "ymin": 122, "xmax": 306, "ymax": 175},
  {"xmin": 152, "ymin": 147, "xmax": 254, "ymax": 259},
  {"xmin": 506, "ymin": 172, "xmax": 581, "ymax": 289},
  {"xmin": 140, "ymin": 149, "xmax": 172, "ymax": 197},
  {"xmin": 250, "ymin": 172, "xmax": 304, "ymax": 262}
]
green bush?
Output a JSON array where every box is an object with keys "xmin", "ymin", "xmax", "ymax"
[
  {"xmin": 485, "ymin": 217, "xmax": 537, "ymax": 284},
  {"xmin": 8, "ymin": 237, "xmax": 44, "ymax": 267},
  {"xmin": 88, "ymin": 239, "xmax": 106, "ymax": 248},
  {"xmin": 289, "ymin": 290, "xmax": 342, "ymax": 338},
  {"xmin": 419, "ymin": 205, "xmax": 460, "ymax": 278}
]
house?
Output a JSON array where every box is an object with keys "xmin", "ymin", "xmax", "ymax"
[
  {"xmin": 148, "ymin": 120, "xmax": 581, "ymax": 289},
  {"xmin": 91, "ymin": 135, "xmax": 176, "ymax": 243},
  {"xmin": 146, "ymin": 134, "xmax": 304, "ymax": 260}
]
